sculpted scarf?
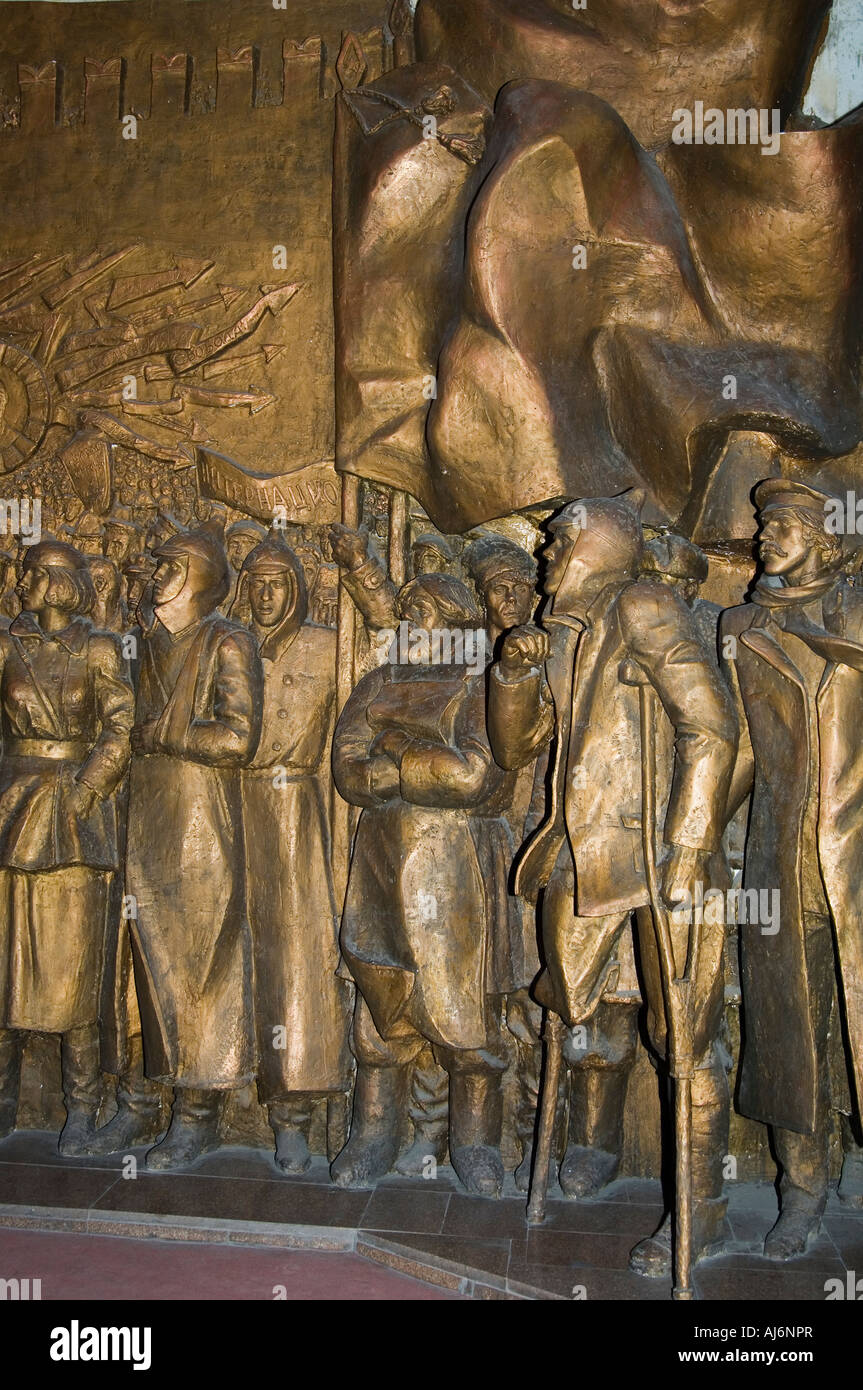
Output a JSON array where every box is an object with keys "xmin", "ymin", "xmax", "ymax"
[{"xmin": 750, "ymin": 574, "xmax": 863, "ymax": 672}]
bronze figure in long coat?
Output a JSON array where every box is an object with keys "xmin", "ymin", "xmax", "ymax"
[
  {"xmin": 125, "ymin": 522, "xmax": 263, "ymax": 1170},
  {"xmin": 488, "ymin": 494, "xmax": 737, "ymax": 1276},
  {"xmin": 233, "ymin": 534, "xmax": 352, "ymax": 1175},
  {"xmin": 721, "ymin": 478, "xmax": 863, "ymax": 1258},
  {"xmin": 331, "ymin": 573, "xmax": 511, "ymax": 1197}
]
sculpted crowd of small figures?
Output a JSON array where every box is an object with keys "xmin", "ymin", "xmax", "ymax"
[{"xmin": 1, "ymin": 477, "xmax": 862, "ymax": 1289}]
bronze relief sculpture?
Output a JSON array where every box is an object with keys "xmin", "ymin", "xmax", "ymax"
[
  {"xmin": 234, "ymin": 533, "xmax": 352, "ymax": 1175},
  {"xmin": 0, "ymin": 540, "xmax": 134, "ymax": 1153},
  {"xmin": 0, "ymin": 0, "xmax": 861, "ymax": 1305},
  {"xmin": 332, "ymin": 573, "xmax": 514, "ymax": 1195},
  {"xmin": 488, "ymin": 493, "xmax": 738, "ymax": 1290},
  {"xmin": 123, "ymin": 522, "xmax": 263, "ymax": 1169},
  {"xmin": 721, "ymin": 480, "xmax": 863, "ymax": 1256}
]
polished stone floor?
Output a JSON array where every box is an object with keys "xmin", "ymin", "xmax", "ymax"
[
  {"xmin": 0, "ymin": 1228, "xmax": 460, "ymax": 1300},
  {"xmin": 0, "ymin": 1130, "xmax": 860, "ymax": 1300}
]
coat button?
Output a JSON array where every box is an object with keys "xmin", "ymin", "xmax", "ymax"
[
  {"xmin": 272, "ymin": 742, "xmax": 282, "ymax": 752},
  {"xmin": 277, "ymin": 709, "xmax": 288, "ymax": 720},
  {"xmin": 282, "ymin": 675, "xmax": 292, "ymax": 686}
]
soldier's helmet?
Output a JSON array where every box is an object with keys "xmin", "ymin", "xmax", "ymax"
[
  {"xmin": 232, "ymin": 530, "xmax": 308, "ymax": 632},
  {"xmin": 552, "ymin": 490, "xmax": 644, "ymax": 569},
  {"xmin": 152, "ymin": 521, "xmax": 231, "ymax": 609}
]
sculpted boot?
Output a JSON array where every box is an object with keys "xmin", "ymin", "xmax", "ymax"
[
  {"xmin": 765, "ymin": 1124, "xmax": 829, "ymax": 1260},
  {"xmin": 448, "ymin": 1069, "xmax": 504, "ymax": 1199},
  {"xmin": 0, "ymin": 1029, "xmax": 22, "ymax": 1139},
  {"xmin": 330, "ymin": 1064, "xmax": 407, "ymax": 1188},
  {"xmin": 58, "ymin": 1023, "xmax": 102, "ymax": 1157},
  {"xmin": 838, "ymin": 1118, "xmax": 863, "ymax": 1211},
  {"xmin": 629, "ymin": 1198, "xmax": 728, "ymax": 1278},
  {"xmin": 764, "ymin": 1193, "xmax": 826, "ymax": 1260},
  {"xmin": 559, "ymin": 1066, "xmax": 628, "ymax": 1199},
  {"xmin": 630, "ymin": 1054, "xmax": 730, "ymax": 1276},
  {"xmin": 395, "ymin": 1050, "xmax": 448, "ymax": 1176},
  {"xmin": 269, "ymin": 1095, "xmax": 313, "ymax": 1175},
  {"xmin": 84, "ymin": 1037, "xmax": 165, "ymax": 1156},
  {"xmin": 145, "ymin": 1088, "xmax": 223, "ymax": 1171},
  {"xmin": 560, "ymin": 1003, "xmax": 638, "ymax": 1199}
]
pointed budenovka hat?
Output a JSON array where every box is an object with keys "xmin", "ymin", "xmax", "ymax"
[
  {"xmin": 549, "ymin": 487, "xmax": 645, "ymax": 572},
  {"xmin": 232, "ymin": 528, "xmax": 309, "ymax": 639}
]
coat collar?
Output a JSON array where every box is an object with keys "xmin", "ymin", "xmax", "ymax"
[{"xmin": 9, "ymin": 611, "xmax": 90, "ymax": 653}]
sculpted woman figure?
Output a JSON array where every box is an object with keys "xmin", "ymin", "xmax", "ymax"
[{"xmin": 0, "ymin": 540, "xmax": 134, "ymax": 1153}]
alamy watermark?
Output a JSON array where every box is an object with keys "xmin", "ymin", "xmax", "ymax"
[
  {"xmin": 375, "ymin": 620, "xmax": 487, "ymax": 677},
  {"xmin": 0, "ymin": 497, "xmax": 40, "ymax": 545},
  {"xmin": 671, "ymin": 103, "xmax": 781, "ymax": 157},
  {"xmin": 669, "ymin": 881, "xmax": 780, "ymax": 936}
]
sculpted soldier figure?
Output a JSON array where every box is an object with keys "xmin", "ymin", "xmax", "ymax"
[
  {"xmin": 543, "ymin": 530, "xmax": 731, "ymax": 1206},
  {"xmin": 124, "ymin": 522, "xmax": 263, "ymax": 1170},
  {"xmin": 225, "ymin": 519, "xmax": 267, "ymax": 609},
  {"xmin": 332, "ymin": 573, "xmax": 511, "ymax": 1196},
  {"xmin": 0, "ymin": 541, "xmax": 134, "ymax": 1153},
  {"xmin": 393, "ymin": 533, "xmax": 542, "ymax": 1181},
  {"xmin": 232, "ymin": 533, "xmax": 352, "ymax": 1174},
  {"xmin": 88, "ymin": 556, "xmax": 128, "ymax": 634},
  {"xmin": 488, "ymin": 494, "xmax": 738, "ymax": 1276},
  {"xmin": 328, "ymin": 524, "xmax": 456, "ymax": 638},
  {"xmin": 720, "ymin": 480, "xmax": 863, "ymax": 1257}
]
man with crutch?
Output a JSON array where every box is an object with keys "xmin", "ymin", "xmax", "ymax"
[{"xmin": 487, "ymin": 493, "xmax": 738, "ymax": 1290}]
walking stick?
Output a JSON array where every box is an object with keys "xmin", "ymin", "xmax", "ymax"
[
  {"xmin": 526, "ymin": 1010, "xmax": 566, "ymax": 1225},
  {"xmin": 638, "ymin": 681, "xmax": 700, "ymax": 1302}
]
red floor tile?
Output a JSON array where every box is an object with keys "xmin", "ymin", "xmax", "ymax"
[{"xmin": 0, "ymin": 1230, "xmax": 461, "ymax": 1301}]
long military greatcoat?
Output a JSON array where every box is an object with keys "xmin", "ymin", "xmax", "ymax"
[
  {"xmin": 721, "ymin": 578, "xmax": 863, "ymax": 1135},
  {"xmin": 127, "ymin": 610, "xmax": 262, "ymax": 1090},
  {"xmin": 241, "ymin": 617, "xmax": 352, "ymax": 1101}
]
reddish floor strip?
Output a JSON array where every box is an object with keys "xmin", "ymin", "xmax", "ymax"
[{"xmin": 0, "ymin": 1229, "xmax": 461, "ymax": 1301}]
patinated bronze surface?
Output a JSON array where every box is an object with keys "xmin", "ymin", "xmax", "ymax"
[{"xmin": 0, "ymin": 0, "xmax": 861, "ymax": 1302}]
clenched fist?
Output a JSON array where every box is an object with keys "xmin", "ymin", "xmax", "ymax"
[
  {"xmin": 499, "ymin": 623, "xmax": 550, "ymax": 679},
  {"xmin": 328, "ymin": 524, "xmax": 368, "ymax": 572}
]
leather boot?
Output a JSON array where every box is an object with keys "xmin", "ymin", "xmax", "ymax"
[
  {"xmin": 59, "ymin": 1023, "xmax": 101, "ymax": 1157},
  {"xmin": 448, "ymin": 1069, "xmax": 504, "ymax": 1198},
  {"xmin": 269, "ymin": 1095, "xmax": 313, "ymax": 1175},
  {"xmin": 330, "ymin": 1064, "xmax": 407, "ymax": 1188},
  {"xmin": 0, "ymin": 1029, "xmax": 21, "ymax": 1139},
  {"xmin": 145, "ymin": 1088, "xmax": 224, "ymax": 1171}
]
